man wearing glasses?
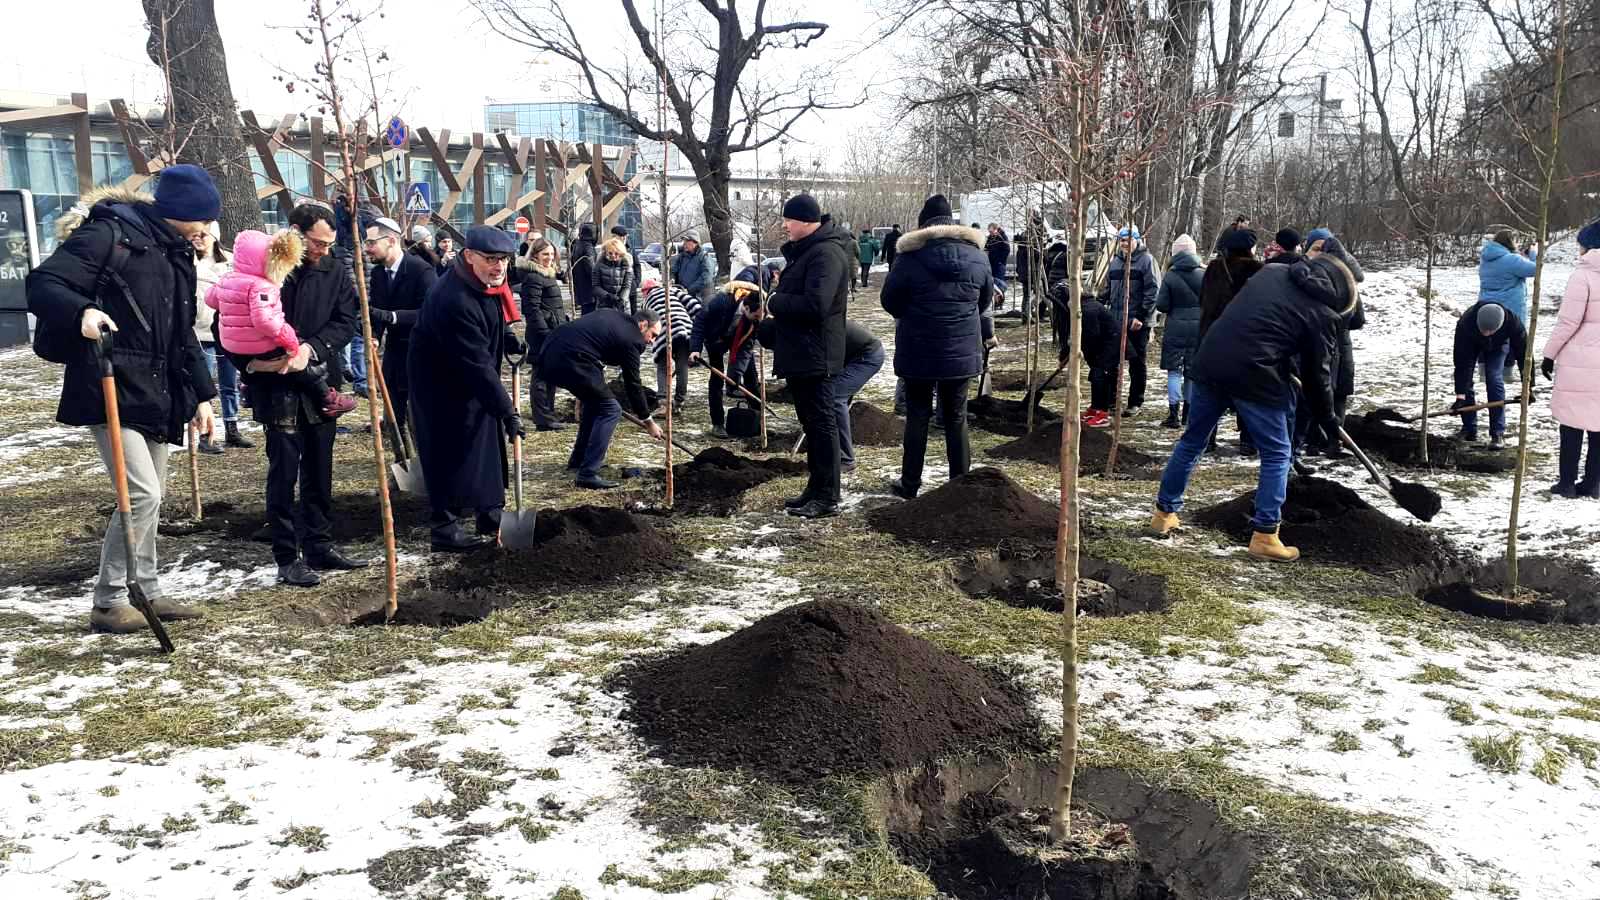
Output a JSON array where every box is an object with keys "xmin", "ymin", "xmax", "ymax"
[
  {"xmin": 364, "ymin": 216, "xmax": 438, "ymax": 430},
  {"xmin": 408, "ymin": 225, "xmax": 526, "ymax": 551},
  {"xmin": 241, "ymin": 202, "xmax": 370, "ymax": 586}
]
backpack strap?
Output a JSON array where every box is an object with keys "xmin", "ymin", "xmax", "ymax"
[{"xmin": 90, "ymin": 217, "xmax": 152, "ymax": 334}]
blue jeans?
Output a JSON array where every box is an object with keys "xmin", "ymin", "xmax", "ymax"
[
  {"xmin": 202, "ymin": 342, "xmax": 241, "ymax": 422},
  {"xmin": 1165, "ymin": 370, "xmax": 1190, "ymax": 406},
  {"xmin": 1158, "ymin": 381, "xmax": 1292, "ymax": 532},
  {"xmin": 1460, "ymin": 343, "xmax": 1508, "ymax": 439},
  {"xmin": 344, "ymin": 336, "xmax": 368, "ymax": 393},
  {"xmin": 828, "ymin": 343, "xmax": 886, "ymax": 467},
  {"xmin": 568, "ymin": 390, "xmax": 621, "ymax": 479}
]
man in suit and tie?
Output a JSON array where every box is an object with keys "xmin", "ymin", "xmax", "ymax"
[{"xmin": 365, "ymin": 216, "xmax": 439, "ymax": 429}]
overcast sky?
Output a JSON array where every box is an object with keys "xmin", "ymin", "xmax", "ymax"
[{"xmin": 9, "ymin": 0, "xmax": 899, "ymax": 170}]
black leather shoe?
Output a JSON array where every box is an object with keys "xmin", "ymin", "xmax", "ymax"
[
  {"xmin": 888, "ymin": 478, "xmax": 917, "ymax": 500},
  {"xmin": 276, "ymin": 559, "xmax": 321, "ymax": 587},
  {"xmin": 783, "ymin": 493, "xmax": 812, "ymax": 509},
  {"xmin": 535, "ymin": 423, "xmax": 568, "ymax": 432},
  {"xmin": 197, "ymin": 436, "xmax": 225, "ymax": 455},
  {"xmin": 576, "ymin": 475, "xmax": 619, "ymax": 490},
  {"xmin": 306, "ymin": 547, "xmax": 370, "ymax": 570},
  {"xmin": 431, "ymin": 529, "xmax": 485, "ymax": 553},
  {"xmin": 224, "ymin": 423, "xmax": 255, "ymax": 449},
  {"xmin": 787, "ymin": 499, "xmax": 839, "ymax": 519},
  {"xmin": 1292, "ymin": 459, "xmax": 1317, "ymax": 477}
]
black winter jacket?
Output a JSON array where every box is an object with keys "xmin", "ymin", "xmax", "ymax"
[
  {"xmin": 844, "ymin": 319, "xmax": 884, "ymax": 365},
  {"xmin": 1099, "ymin": 245, "xmax": 1159, "ymax": 327},
  {"xmin": 1198, "ymin": 252, "xmax": 1264, "ymax": 339},
  {"xmin": 242, "ymin": 252, "xmax": 361, "ymax": 427},
  {"xmin": 766, "ymin": 217, "xmax": 854, "ymax": 379},
  {"xmin": 537, "ymin": 309, "xmax": 652, "ymax": 418},
  {"xmin": 1454, "ymin": 300, "xmax": 1528, "ymax": 395},
  {"xmin": 1050, "ymin": 281, "xmax": 1117, "ymax": 369},
  {"xmin": 1154, "ymin": 251, "xmax": 1205, "ymax": 370},
  {"xmin": 26, "ymin": 192, "xmax": 215, "ymax": 444},
  {"xmin": 569, "ymin": 225, "xmax": 597, "ymax": 310},
  {"xmin": 1190, "ymin": 257, "xmax": 1355, "ymax": 420},
  {"xmin": 591, "ymin": 254, "xmax": 634, "ymax": 311},
  {"xmin": 883, "ymin": 228, "xmax": 902, "ymax": 263},
  {"xmin": 518, "ymin": 261, "xmax": 568, "ymax": 346},
  {"xmin": 985, "ymin": 232, "xmax": 1011, "ymax": 279},
  {"xmin": 881, "ymin": 221, "xmax": 994, "ymax": 381},
  {"xmin": 691, "ymin": 280, "xmax": 759, "ymax": 355}
]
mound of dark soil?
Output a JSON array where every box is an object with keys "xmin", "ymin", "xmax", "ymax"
[
  {"xmin": 441, "ymin": 505, "xmax": 677, "ymax": 589},
  {"xmin": 986, "ymin": 421, "xmax": 1164, "ymax": 478},
  {"xmin": 850, "ymin": 401, "xmax": 904, "ymax": 446},
  {"xmin": 354, "ymin": 588, "xmax": 507, "ymax": 628},
  {"xmin": 958, "ymin": 552, "xmax": 1171, "ymax": 616},
  {"xmin": 670, "ymin": 446, "xmax": 806, "ymax": 515},
  {"xmin": 985, "ymin": 369, "xmax": 1034, "ymax": 393},
  {"xmin": 607, "ymin": 378, "xmax": 660, "ymax": 411},
  {"xmin": 968, "ymin": 396, "xmax": 1060, "ymax": 437},
  {"xmin": 1190, "ymin": 476, "xmax": 1463, "ymax": 585},
  {"xmin": 618, "ymin": 599, "xmax": 1041, "ymax": 781},
  {"xmin": 868, "ymin": 468, "xmax": 1058, "ymax": 549},
  {"xmin": 1346, "ymin": 411, "xmax": 1515, "ymax": 473},
  {"xmin": 160, "ymin": 492, "xmax": 432, "ymax": 543}
]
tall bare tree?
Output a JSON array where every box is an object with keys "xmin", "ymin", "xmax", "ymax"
[{"xmin": 475, "ymin": 0, "xmax": 858, "ymax": 277}]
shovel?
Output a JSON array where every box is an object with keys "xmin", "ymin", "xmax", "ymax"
[
  {"xmin": 499, "ymin": 363, "xmax": 538, "ymax": 549},
  {"xmin": 1336, "ymin": 427, "xmax": 1443, "ymax": 522},
  {"xmin": 1023, "ymin": 357, "xmax": 1071, "ymax": 405},
  {"xmin": 94, "ymin": 325, "xmax": 175, "ymax": 653},
  {"xmin": 371, "ymin": 348, "xmax": 425, "ymax": 495},
  {"xmin": 621, "ymin": 409, "xmax": 699, "ymax": 455},
  {"xmin": 977, "ymin": 343, "xmax": 993, "ymax": 397},
  {"xmin": 700, "ymin": 360, "xmax": 798, "ymax": 426},
  {"xmin": 1403, "ymin": 391, "xmax": 1545, "ymax": 422},
  {"xmin": 186, "ymin": 423, "xmax": 203, "ymax": 519}
]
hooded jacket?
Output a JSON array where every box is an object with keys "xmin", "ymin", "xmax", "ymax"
[
  {"xmin": 883, "ymin": 227, "xmax": 902, "ymax": 263},
  {"xmin": 985, "ymin": 231, "xmax": 1011, "ymax": 279},
  {"xmin": 1154, "ymin": 250, "xmax": 1205, "ymax": 370},
  {"xmin": 857, "ymin": 233, "xmax": 881, "ymax": 266},
  {"xmin": 1543, "ymin": 249, "xmax": 1600, "ymax": 431},
  {"xmin": 1190, "ymin": 256, "xmax": 1357, "ymax": 420},
  {"xmin": 693, "ymin": 280, "xmax": 759, "ymax": 357},
  {"xmin": 569, "ymin": 223, "xmax": 597, "ymax": 310},
  {"xmin": 1199, "ymin": 252, "xmax": 1265, "ymax": 339},
  {"xmin": 1099, "ymin": 244, "xmax": 1159, "ymax": 327},
  {"xmin": 1478, "ymin": 240, "xmax": 1538, "ymax": 325},
  {"xmin": 25, "ymin": 186, "xmax": 215, "ymax": 444},
  {"xmin": 591, "ymin": 250, "xmax": 634, "ymax": 311},
  {"xmin": 206, "ymin": 229, "xmax": 306, "ymax": 357},
  {"xmin": 764, "ymin": 216, "xmax": 854, "ymax": 379},
  {"xmin": 880, "ymin": 220, "xmax": 995, "ymax": 381}
]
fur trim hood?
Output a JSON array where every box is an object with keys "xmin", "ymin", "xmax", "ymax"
[
  {"xmin": 55, "ymin": 185, "xmax": 155, "ymax": 241},
  {"xmin": 230, "ymin": 229, "xmax": 305, "ymax": 286},
  {"xmin": 721, "ymin": 279, "xmax": 761, "ymax": 296},
  {"xmin": 893, "ymin": 223, "xmax": 983, "ymax": 255},
  {"xmin": 1290, "ymin": 255, "xmax": 1359, "ymax": 318}
]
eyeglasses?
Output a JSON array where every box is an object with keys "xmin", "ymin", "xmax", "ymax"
[
  {"xmin": 304, "ymin": 236, "xmax": 334, "ymax": 250},
  {"xmin": 363, "ymin": 236, "xmax": 392, "ymax": 246}
]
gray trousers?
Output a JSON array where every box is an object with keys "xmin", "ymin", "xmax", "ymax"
[{"xmin": 91, "ymin": 425, "xmax": 169, "ymax": 610}]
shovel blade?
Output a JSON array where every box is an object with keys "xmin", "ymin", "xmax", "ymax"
[
  {"xmin": 390, "ymin": 461, "xmax": 427, "ymax": 496},
  {"xmin": 499, "ymin": 509, "xmax": 539, "ymax": 550}
]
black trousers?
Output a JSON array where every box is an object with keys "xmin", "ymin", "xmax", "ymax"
[
  {"xmin": 859, "ymin": 261, "xmax": 872, "ymax": 287},
  {"xmin": 380, "ymin": 350, "xmax": 409, "ymax": 431},
  {"xmin": 790, "ymin": 375, "xmax": 840, "ymax": 504},
  {"xmin": 707, "ymin": 346, "xmax": 759, "ymax": 429},
  {"xmin": 525, "ymin": 339, "xmax": 558, "ymax": 429},
  {"xmin": 902, "ymin": 377, "xmax": 971, "ymax": 492},
  {"xmin": 1121, "ymin": 326, "xmax": 1150, "ymax": 407},
  {"xmin": 265, "ymin": 420, "xmax": 336, "ymax": 566},
  {"xmin": 1559, "ymin": 425, "xmax": 1600, "ymax": 488},
  {"xmin": 1088, "ymin": 365, "xmax": 1114, "ymax": 411}
]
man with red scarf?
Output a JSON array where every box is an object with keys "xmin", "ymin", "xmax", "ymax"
[
  {"xmin": 408, "ymin": 225, "xmax": 525, "ymax": 551},
  {"xmin": 690, "ymin": 279, "xmax": 765, "ymax": 439}
]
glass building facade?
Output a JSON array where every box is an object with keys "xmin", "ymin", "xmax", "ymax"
[
  {"xmin": 1, "ymin": 131, "xmax": 134, "ymax": 254},
  {"xmin": 484, "ymin": 101, "xmax": 641, "ymax": 242}
]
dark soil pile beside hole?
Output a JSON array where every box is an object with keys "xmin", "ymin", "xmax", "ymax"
[
  {"xmin": 968, "ymin": 396, "xmax": 1060, "ymax": 437},
  {"xmin": 849, "ymin": 401, "xmax": 904, "ymax": 445},
  {"xmin": 440, "ymin": 505, "xmax": 678, "ymax": 589},
  {"xmin": 957, "ymin": 551, "xmax": 1171, "ymax": 616},
  {"xmin": 881, "ymin": 758, "xmax": 1253, "ymax": 900},
  {"xmin": 868, "ymin": 468, "xmax": 1058, "ymax": 549},
  {"xmin": 1191, "ymin": 476, "xmax": 1465, "ymax": 587},
  {"xmin": 987, "ymin": 421, "xmax": 1164, "ymax": 478},
  {"xmin": 607, "ymin": 378, "xmax": 659, "ymax": 411},
  {"xmin": 160, "ymin": 492, "xmax": 432, "ymax": 542},
  {"xmin": 1346, "ymin": 411, "xmax": 1515, "ymax": 473},
  {"xmin": 353, "ymin": 588, "xmax": 507, "ymax": 628},
  {"xmin": 669, "ymin": 446, "xmax": 806, "ymax": 515},
  {"xmin": 617, "ymin": 599, "xmax": 1042, "ymax": 782},
  {"xmin": 1420, "ymin": 555, "xmax": 1600, "ymax": 625}
]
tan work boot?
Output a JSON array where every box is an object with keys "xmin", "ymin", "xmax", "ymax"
[
  {"xmin": 1150, "ymin": 507, "xmax": 1180, "ymax": 535},
  {"xmin": 90, "ymin": 605, "xmax": 149, "ymax": 634},
  {"xmin": 150, "ymin": 597, "xmax": 203, "ymax": 621},
  {"xmin": 1247, "ymin": 527, "xmax": 1300, "ymax": 562}
]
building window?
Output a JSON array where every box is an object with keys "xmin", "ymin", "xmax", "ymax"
[{"xmin": 1278, "ymin": 113, "xmax": 1295, "ymax": 138}]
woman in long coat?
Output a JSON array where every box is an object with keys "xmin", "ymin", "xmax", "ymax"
[{"xmin": 1544, "ymin": 222, "xmax": 1600, "ymax": 498}]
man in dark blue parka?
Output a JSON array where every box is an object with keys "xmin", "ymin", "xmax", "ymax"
[{"xmin": 880, "ymin": 194, "xmax": 994, "ymax": 499}]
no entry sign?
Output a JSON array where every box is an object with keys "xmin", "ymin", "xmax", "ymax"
[{"xmin": 514, "ymin": 216, "xmax": 530, "ymax": 236}]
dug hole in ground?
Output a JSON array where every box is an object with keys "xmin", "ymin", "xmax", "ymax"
[{"xmin": 1, "ymin": 267, "xmax": 1599, "ymax": 899}]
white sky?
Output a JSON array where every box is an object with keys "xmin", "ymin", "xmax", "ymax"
[{"xmin": 8, "ymin": 0, "xmax": 898, "ymax": 170}]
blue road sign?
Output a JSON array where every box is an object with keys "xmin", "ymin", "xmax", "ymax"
[
  {"xmin": 385, "ymin": 116, "xmax": 409, "ymax": 149},
  {"xmin": 403, "ymin": 182, "xmax": 432, "ymax": 215}
]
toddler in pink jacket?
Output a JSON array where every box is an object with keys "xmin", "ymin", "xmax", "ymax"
[{"xmin": 205, "ymin": 229, "xmax": 355, "ymax": 418}]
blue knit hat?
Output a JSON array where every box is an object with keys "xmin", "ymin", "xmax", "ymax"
[
  {"xmin": 1117, "ymin": 225, "xmax": 1141, "ymax": 241},
  {"xmin": 1578, "ymin": 219, "xmax": 1600, "ymax": 252},
  {"xmin": 1306, "ymin": 227, "xmax": 1334, "ymax": 247},
  {"xmin": 152, "ymin": 164, "xmax": 222, "ymax": 222}
]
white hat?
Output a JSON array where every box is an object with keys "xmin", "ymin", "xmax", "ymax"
[
  {"xmin": 373, "ymin": 216, "xmax": 403, "ymax": 235},
  {"xmin": 409, "ymin": 225, "xmax": 432, "ymax": 243}
]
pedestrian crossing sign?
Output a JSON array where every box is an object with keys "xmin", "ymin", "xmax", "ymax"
[{"xmin": 404, "ymin": 182, "xmax": 432, "ymax": 215}]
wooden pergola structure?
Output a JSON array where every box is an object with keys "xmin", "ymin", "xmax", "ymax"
[{"xmin": 0, "ymin": 94, "xmax": 641, "ymax": 241}]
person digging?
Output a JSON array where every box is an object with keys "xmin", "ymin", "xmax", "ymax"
[
  {"xmin": 1150, "ymin": 252, "xmax": 1360, "ymax": 562},
  {"xmin": 537, "ymin": 307, "xmax": 663, "ymax": 490},
  {"xmin": 1452, "ymin": 301, "xmax": 1527, "ymax": 448}
]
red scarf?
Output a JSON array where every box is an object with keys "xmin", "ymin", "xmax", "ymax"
[
  {"xmin": 729, "ymin": 316, "xmax": 753, "ymax": 370},
  {"xmin": 454, "ymin": 256, "xmax": 521, "ymax": 323}
]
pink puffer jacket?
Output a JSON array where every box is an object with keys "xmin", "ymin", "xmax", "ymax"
[
  {"xmin": 1544, "ymin": 249, "xmax": 1600, "ymax": 432},
  {"xmin": 205, "ymin": 229, "xmax": 305, "ymax": 356}
]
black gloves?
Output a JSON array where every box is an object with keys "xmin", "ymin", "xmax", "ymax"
[
  {"xmin": 503, "ymin": 331, "xmax": 525, "ymax": 358},
  {"xmin": 1541, "ymin": 357, "xmax": 1555, "ymax": 381},
  {"xmin": 370, "ymin": 309, "xmax": 396, "ymax": 327},
  {"xmin": 1451, "ymin": 395, "xmax": 1474, "ymax": 412},
  {"xmin": 502, "ymin": 413, "xmax": 526, "ymax": 442}
]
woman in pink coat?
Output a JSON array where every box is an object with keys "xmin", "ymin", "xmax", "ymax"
[
  {"xmin": 205, "ymin": 229, "xmax": 355, "ymax": 419},
  {"xmin": 1542, "ymin": 220, "xmax": 1600, "ymax": 498}
]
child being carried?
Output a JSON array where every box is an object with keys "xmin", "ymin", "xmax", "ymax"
[{"xmin": 206, "ymin": 229, "xmax": 356, "ymax": 418}]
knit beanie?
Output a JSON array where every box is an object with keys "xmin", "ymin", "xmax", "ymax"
[
  {"xmin": 1222, "ymin": 228, "xmax": 1258, "ymax": 254},
  {"xmin": 1577, "ymin": 219, "xmax": 1600, "ymax": 252},
  {"xmin": 152, "ymin": 164, "xmax": 222, "ymax": 223},
  {"xmin": 1306, "ymin": 227, "xmax": 1334, "ymax": 246},
  {"xmin": 1170, "ymin": 234, "xmax": 1197, "ymax": 256},
  {"xmin": 1274, "ymin": 228, "xmax": 1303, "ymax": 253},
  {"xmin": 1477, "ymin": 303, "xmax": 1506, "ymax": 333},
  {"xmin": 918, "ymin": 194, "xmax": 954, "ymax": 226},
  {"xmin": 782, "ymin": 194, "xmax": 822, "ymax": 223}
]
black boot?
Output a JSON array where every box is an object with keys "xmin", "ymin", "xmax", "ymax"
[
  {"xmin": 224, "ymin": 421, "xmax": 255, "ymax": 449},
  {"xmin": 1180, "ymin": 402, "xmax": 1188, "ymax": 426},
  {"xmin": 1161, "ymin": 403, "xmax": 1180, "ymax": 429}
]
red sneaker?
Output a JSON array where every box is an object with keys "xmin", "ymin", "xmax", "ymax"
[
  {"xmin": 1085, "ymin": 410, "xmax": 1111, "ymax": 428},
  {"xmin": 321, "ymin": 389, "xmax": 358, "ymax": 418}
]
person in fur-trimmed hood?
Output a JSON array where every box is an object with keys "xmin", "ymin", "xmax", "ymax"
[
  {"xmin": 880, "ymin": 194, "xmax": 994, "ymax": 500},
  {"xmin": 25, "ymin": 165, "xmax": 220, "ymax": 634}
]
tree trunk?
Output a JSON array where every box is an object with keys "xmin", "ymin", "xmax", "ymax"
[
  {"xmin": 1419, "ymin": 242, "xmax": 1434, "ymax": 463},
  {"xmin": 697, "ymin": 156, "xmax": 736, "ymax": 279},
  {"xmin": 142, "ymin": 0, "xmax": 262, "ymax": 241}
]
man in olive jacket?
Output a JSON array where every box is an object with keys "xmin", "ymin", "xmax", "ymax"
[{"xmin": 762, "ymin": 194, "xmax": 854, "ymax": 518}]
